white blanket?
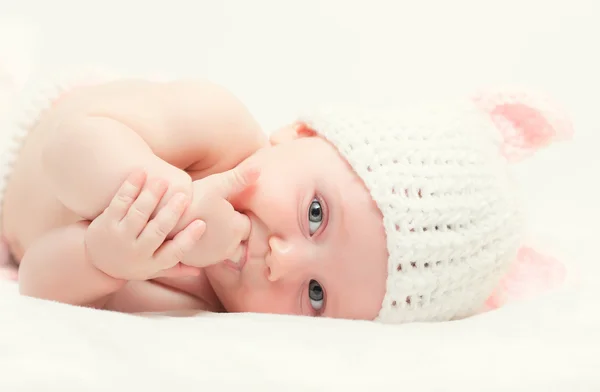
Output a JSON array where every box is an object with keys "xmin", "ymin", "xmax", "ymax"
[
  {"xmin": 0, "ymin": 281, "xmax": 598, "ymax": 391},
  {"xmin": 1, "ymin": 1, "xmax": 600, "ymax": 390}
]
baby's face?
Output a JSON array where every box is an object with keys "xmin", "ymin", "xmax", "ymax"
[{"xmin": 204, "ymin": 124, "xmax": 388, "ymax": 320}]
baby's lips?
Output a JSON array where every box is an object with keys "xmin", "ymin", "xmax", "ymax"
[
  {"xmin": 222, "ymin": 241, "xmax": 248, "ymax": 271},
  {"xmin": 226, "ymin": 241, "xmax": 245, "ymax": 264}
]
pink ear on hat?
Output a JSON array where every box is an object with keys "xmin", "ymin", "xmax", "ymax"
[
  {"xmin": 472, "ymin": 90, "xmax": 572, "ymax": 312},
  {"xmin": 473, "ymin": 90, "xmax": 574, "ymax": 162},
  {"xmin": 483, "ymin": 246, "xmax": 567, "ymax": 310}
]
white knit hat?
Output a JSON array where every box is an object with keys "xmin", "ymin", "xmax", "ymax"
[{"xmin": 300, "ymin": 90, "xmax": 572, "ymax": 324}]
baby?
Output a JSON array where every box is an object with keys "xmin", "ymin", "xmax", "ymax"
[{"xmin": 0, "ymin": 70, "xmax": 571, "ymax": 323}]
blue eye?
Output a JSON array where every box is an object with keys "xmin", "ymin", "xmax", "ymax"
[
  {"xmin": 308, "ymin": 279, "xmax": 324, "ymax": 311},
  {"xmin": 308, "ymin": 199, "xmax": 323, "ymax": 235}
]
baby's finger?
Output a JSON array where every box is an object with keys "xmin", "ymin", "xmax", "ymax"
[
  {"xmin": 153, "ymin": 220, "xmax": 206, "ymax": 270},
  {"xmin": 137, "ymin": 192, "xmax": 189, "ymax": 251},
  {"xmin": 234, "ymin": 211, "xmax": 252, "ymax": 242},
  {"xmin": 106, "ymin": 169, "xmax": 147, "ymax": 221},
  {"xmin": 206, "ymin": 165, "xmax": 260, "ymax": 201},
  {"xmin": 122, "ymin": 179, "xmax": 168, "ymax": 236}
]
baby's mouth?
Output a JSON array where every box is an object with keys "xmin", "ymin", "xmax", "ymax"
[{"xmin": 224, "ymin": 241, "xmax": 248, "ymax": 272}]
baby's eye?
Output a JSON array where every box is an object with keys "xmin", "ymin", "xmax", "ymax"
[
  {"xmin": 308, "ymin": 199, "xmax": 323, "ymax": 235},
  {"xmin": 308, "ymin": 279, "xmax": 324, "ymax": 311}
]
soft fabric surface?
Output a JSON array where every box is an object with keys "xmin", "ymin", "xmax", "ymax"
[
  {"xmin": 0, "ymin": 281, "xmax": 597, "ymax": 391},
  {"xmin": 1, "ymin": 1, "xmax": 599, "ymax": 390}
]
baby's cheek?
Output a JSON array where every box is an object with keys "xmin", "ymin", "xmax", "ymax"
[
  {"xmin": 252, "ymin": 192, "xmax": 299, "ymax": 232},
  {"xmin": 237, "ymin": 282, "xmax": 298, "ymax": 315}
]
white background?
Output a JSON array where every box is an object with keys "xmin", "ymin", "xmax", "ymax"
[
  {"xmin": 1, "ymin": 0, "xmax": 599, "ymax": 129},
  {"xmin": 0, "ymin": 2, "xmax": 599, "ymax": 390}
]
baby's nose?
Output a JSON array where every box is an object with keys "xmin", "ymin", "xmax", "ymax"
[{"xmin": 266, "ymin": 236, "xmax": 302, "ymax": 282}]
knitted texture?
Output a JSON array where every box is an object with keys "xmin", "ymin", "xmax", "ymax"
[{"xmin": 300, "ymin": 92, "xmax": 571, "ymax": 324}]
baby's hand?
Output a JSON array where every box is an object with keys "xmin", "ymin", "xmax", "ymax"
[
  {"xmin": 84, "ymin": 170, "xmax": 206, "ymax": 281},
  {"xmin": 180, "ymin": 166, "xmax": 259, "ymax": 268}
]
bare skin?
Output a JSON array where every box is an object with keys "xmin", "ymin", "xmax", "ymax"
[
  {"xmin": 3, "ymin": 78, "xmax": 267, "ymax": 312},
  {"xmin": 3, "ymin": 79, "xmax": 389, "ymax": 320}
]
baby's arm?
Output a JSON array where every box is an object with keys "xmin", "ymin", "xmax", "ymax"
[
  {"xmin": 44, "ymin": 114, "xmax": 190, "ymax": 221},
  {"xmin": 18, "ymin": 221, "xmax": 123, "ymax": 308},
  {"xmin": 19, "ymin": 108, "xmax": 191, "ymax": 304},
  {"xmin": 19, "ymin": 79, "xmax": 264, "ymax": 303},
  {"xmin": 19, "ymin": 171, "xmax": 204, "ymax": 307},
  {"xmin": 42, "ymin": 79, "xmax": 265, "ymax": 222}
]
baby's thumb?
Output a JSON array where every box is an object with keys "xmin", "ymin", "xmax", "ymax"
[{"xmin": 211, "ymin": 165, "xmax": 260, "ymax": 200}]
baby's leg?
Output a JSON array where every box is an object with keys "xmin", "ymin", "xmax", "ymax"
[
  {"xmin": 18, "ymin": 221, "xmax": 125, "ymax": 307},
  {"xmin": 44, "ymin": 115, "xmax": 192, "ymax": 222}
]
